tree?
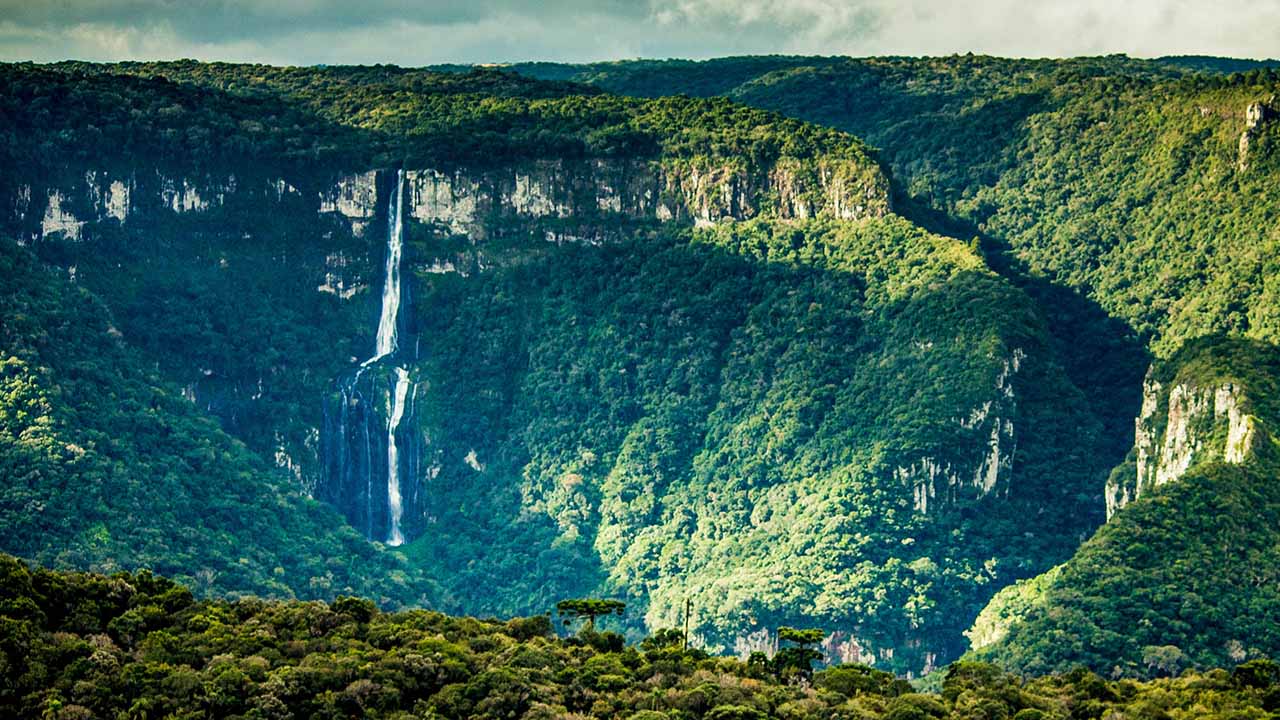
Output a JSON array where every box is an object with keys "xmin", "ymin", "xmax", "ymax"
[
  {"xmin": 705, "ymin": 705, "xmax": 768, "ymax": 720},
  {"xmin": 640, "ymin": 628, "xmax": 685, "ymax": 652},
  {"xmin": 554, "ymin": 598, "xmax": 625, "ymax": 631},
  {"xmin": 772, "ymin": 626, "xmax": 826, "ymax": 682},
  {"xmin": 778, "ymin": 627, "xmax": 825, "ymax": 647},
  {"xmin": 1141, "ymin": 645, "xmax": 1186, "ymax": 678}
]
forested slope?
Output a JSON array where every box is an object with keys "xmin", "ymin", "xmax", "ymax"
[
  {"xmin": 514, "ymin": 55, "xmax": 1280, "ymax": 357},
  {"xmin": 503, "ymin": 54, "xmax": 1280, "ymax": 679},
  {"xmin": 401, "ymin": 215, "xmax": 1102, "ymax": 671},
  {"xmin": 967, "ymin": 337, "xmax": 1280, "ymax": 676},
  {"xmin": 0, "ymin": 240, "xmax": 433, "ymax": 606},
  {"xmin": 0, "ymin": 62, "xmax": 1117, "ymax": 676}
]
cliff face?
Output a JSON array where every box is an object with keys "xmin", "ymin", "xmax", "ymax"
[
  {"xmin": 2, "ymin": 156, "xmax": 891, "ymax": 534},
  {"xmin": 13, "ymin": 155, "xmax": 889, "ymax": 247},
  {"xmin": 1106, "ymin": 367, "xmax": 1261, "ymax": 518},
  {"xmin": 966, "ymin": 337, "xmax": 1280, "ymax": 676},
  {"xmin": 892, "ymin": 348, "xmax": 1025, "ymax": 515},
  {"xmin": 1238, "ymin": 96, "xmax": 1277, "ymax": 171}
]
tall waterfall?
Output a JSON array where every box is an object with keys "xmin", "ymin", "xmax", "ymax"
[
  {"xmin": 372, "ymin": 169, "xmax": 410, "ymax": 546},
  {"xmin": 320, "ymin": 169, "xmax": 420, "ymax": 546},
  {"xmin": 366, "ymin": 169, "xmax": 406, "ymax": 365}
]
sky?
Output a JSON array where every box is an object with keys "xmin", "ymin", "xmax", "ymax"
[{"xmin": 1, "ymin": 0, "xmax": 1278, "ymax": 65}]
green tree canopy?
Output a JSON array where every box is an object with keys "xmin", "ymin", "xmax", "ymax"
[{"xmin": 555, "ymin": 598, "xmax": 626, "ymax": 630}]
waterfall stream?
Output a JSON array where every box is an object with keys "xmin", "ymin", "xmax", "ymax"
[
  {"xmin": 373, "ymin": 169, "xmax": 411, "ymax": 545},
  {"xmin": 385, "ymin": 367, "xmax": 410, "ymax": 545},
  {"xmin": 321, "ymin": 169, "xmax": 417, "ymax": 546},
  {"xmin": 365, "ymin": 170, "xmax": 406, "ymax": 366}
]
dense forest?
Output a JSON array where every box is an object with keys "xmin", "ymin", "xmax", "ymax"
[
  {"xmin": 400, "ymin": 215, "xmax": 1103, "ymax": 671},
  {"xmin": 4, "ymin": 556, "xmax": 1279, "ymax": 720},
  {"xmin": 2, "ymin": 53, "xmax": 1280, "ymax": 694},
  {"xmin": 967, "ymin": 336, "xmax": 1280, "ymax": 676},
  {"xmin": 515, "ymin": 54, "xmax": 1280, "ymax": 357},
  {"xmin": 5, "ymin": 60, "xmax": 883, "ymax": 180},
  {"xmin": 515, "ymin": 54, "xmax": 1280, "ymax": 460},
  {"xmin": 0, "ymin": 240, "xmax": 433, "ymax": 606},
  {"xmin": 0, "ymin": 61, "xmax": 1116, "ymax": 676}
]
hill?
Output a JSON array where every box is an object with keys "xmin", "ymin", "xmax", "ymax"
[
  {"xmin": 0, "ymin": 62, "xmax": 1115, "ymax": 675},
  {"xmin": 967, "ymin": 336, "xmax": 1280, "ymax": 676}
]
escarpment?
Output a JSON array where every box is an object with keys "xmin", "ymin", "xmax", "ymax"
[
  {"xmin": 1105, "ymin": 337, "xmax": 1273, "ymax": 517},
  {"xmin": 0, "ymin": 61, "xmax": 1119, "ymax": 679},
  {"xmin": 9, "ymin": 154, "xmax": 890, "ymax": 246},
  {"xmin": 1, "ymin": 152, "xmax": 890, "ymax": 498}
]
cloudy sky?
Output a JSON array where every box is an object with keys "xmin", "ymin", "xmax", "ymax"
[{"xmin": 2, "ymin": 0, "xmax": 1278, "ymax": 65}]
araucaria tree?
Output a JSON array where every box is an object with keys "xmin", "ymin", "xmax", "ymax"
[
  {"xmin": 555, "ymin": 598, "xmax": 626, "ymax": 631},
  {"xmin": 773, "ymin": 627, "xmax": 826, "ymax": 682}
]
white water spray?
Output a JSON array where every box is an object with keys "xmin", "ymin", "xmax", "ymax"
[
  {"xmin": 385, "ymin": 366, "xmax": 410, "ymax": 546},
  {"xmin": 364, "ymin": 169, "xmax": 406, "ymax": 366},
  {"xmin": 362, "ymin": 168, "xmax": 412, "ymax": 546},
  {"xmin": 322, "ymin": 168, "xmax": 421, "ymax": 546}
]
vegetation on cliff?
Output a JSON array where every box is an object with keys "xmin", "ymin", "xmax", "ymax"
[
  {"xmin": 0, "ymin": 61, "xmax": 1117, "ymax": 675},
  {"xmin": 4, "ymin": 54, "xmax": 1280, "ymax": 683},
  {"xmin": 967, "ymin": 337, "xmax": 1280, "ymax": 676},
  {"xmin": 0, "ymin": 240, "xmax": 434, "ymax": 606},
  {"xmin": 5, "ymin": 60, "xmax": 886, "ymax": 205},
  {"xmin": 396, "ymin": 215, "xmax": 1104, "ymax": 672},
  {"xmin": 516, "ymin": 55, "xmax": 1280, "ymax": 359}
]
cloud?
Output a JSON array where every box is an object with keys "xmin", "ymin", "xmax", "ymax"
[{"xmin": 0, "ymin": 0, "xmax": 1277, "ymax": 64}]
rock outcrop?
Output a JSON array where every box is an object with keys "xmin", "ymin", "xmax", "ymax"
[
  {"xmin": 895, "ymin": 348, "xmax": 1024, "ymax": 514},
  {"xmin": 1238, "ymin": 96, "xmax": 1276, "ymax": 171},
  {"xmin": 1106, "ymin": 369, "xmax": 1260, "ymax": 518},
  {"xmin": 12, "ymin": 156, "xmax": 889, "ymax": 248}
]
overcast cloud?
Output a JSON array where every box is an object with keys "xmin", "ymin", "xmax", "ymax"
[{"xmin": 1, "ymin": 0, "xmax": 1277, "ymax": 65}]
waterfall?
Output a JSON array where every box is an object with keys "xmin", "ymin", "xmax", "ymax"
[
  {"xmin": 365, "ymin": 169, "xmax": 406, "ymax": 366},
  {"xmin": 372, "ymin": 168, "xmax": 411, "ymax": 546},
  {"xmin": 385, "ymin": 367, "xmax": 410, "ymax": 546},
  {"xmin": 320, "ymin": 168, "xmax": 420, "ymax": 547}
]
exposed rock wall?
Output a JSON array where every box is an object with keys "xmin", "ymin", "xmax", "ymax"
[
  {"xmin": 9, "ymin": 170, "xmax": 243, "ymax": 245},
  {"xmin": 319, "ymin": 158, "xmax": 890, "ymax": 240},
  {"xmin": 1106, "ymin": 372, "xmax": 1258, "ymax": 517},
  {"xmin": 1238, "ymin": 96, "xmax": 1276, "ymax": 171},
  {"xmin": 11, "ymin": 155, "xmax": 889, "ymax": 249},
  {"xmin": 894, "ymin": 348, "xmax": 1025, "ymax": 514},
  {"xmin": 2, "ymin": 156, "xmax": 890, "ymax": 506}
]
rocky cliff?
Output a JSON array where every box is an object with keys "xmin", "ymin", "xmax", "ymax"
[
  {"xmin": 2, "ymin": 154, "xmax": 892, "ymax": 545},
  {"xmin": 967, "ymin": 335, "xmax": 1280, "ymax": 675},
  {"xmin": 893, "ymin": 348, "xmax": 1025, "ymax": 515},
  {"xmin": 0, "ymin": 63, "xmax": 1121, "ymax": 679},
  {"xmin": 10, "ymin": 155, "xmax": 889, "ymax": 248},
  {"xmin": 1106, "ymin": 341, "xmax": 1268, "ymax": 517},
  {"xmin": 1238, "ymin": 96, "xmax": 1277, "ymax": 171}
]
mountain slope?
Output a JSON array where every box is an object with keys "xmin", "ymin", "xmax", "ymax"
[
  {"xmin": 401, "ymin": 215, "xmax": 1103, "ymax": 672},
  {"xmin": 966, "ymin": 336, "xmax": 1280, "ymax": 676},
  {"xmin": 0, "ymin": 62, "xmax": 1117, "ymax": 675},
  {"xmin": 545, "ymin": 54, "xmax": 1280, "ymax": 681},
  {"xmin": 514, "ymin": 56, "xmax": 1280, "ymax": 359},
  {"xmin": 508, "ymin": 62, "xmax": 1280, "ymax": 581},
  {"xmin": 0, "ymin": 239, "xmax": 434, "ymax": 606}
]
